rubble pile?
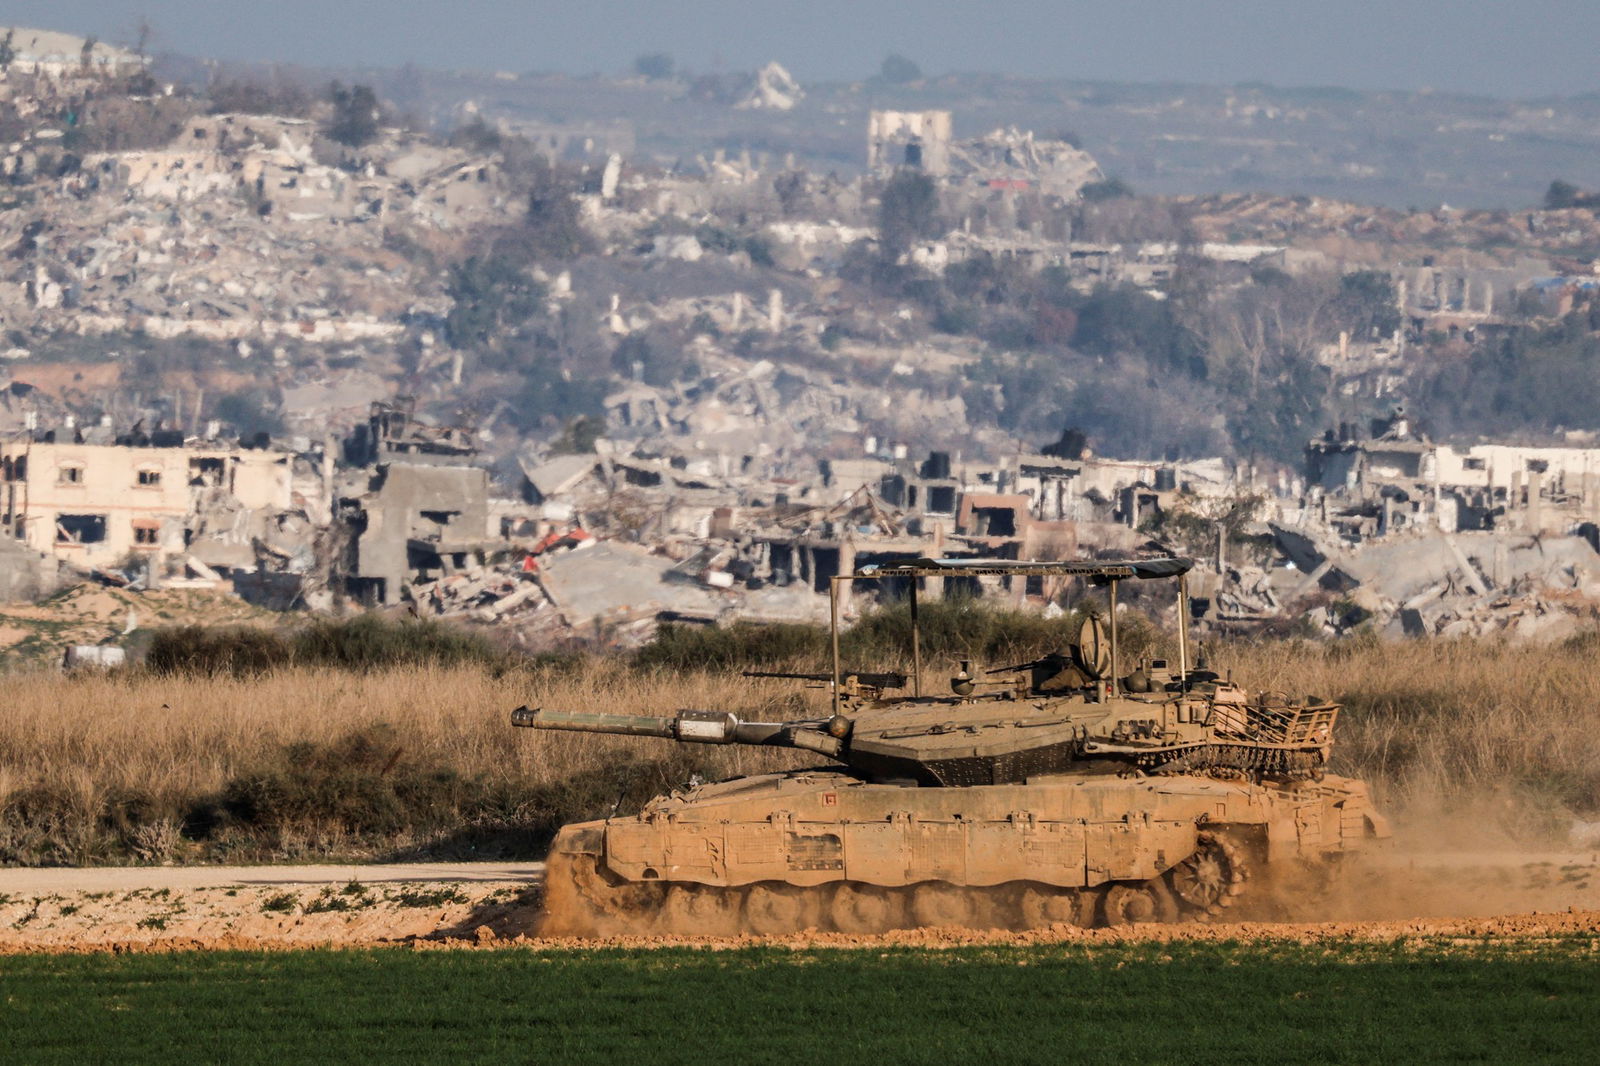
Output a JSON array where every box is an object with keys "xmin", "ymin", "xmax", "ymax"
[
  {"xmin": 1, "ymin": 113, "xmax": 512, "ymax": 349},
  {"xmin": 947, "ymin": 127, "xmax": 1103, "ymax": 197}
]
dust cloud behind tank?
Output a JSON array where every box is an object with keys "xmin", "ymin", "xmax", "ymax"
[{"xmin": 513, "ymin": 557, "xmax": 1389, "ymax": 936}]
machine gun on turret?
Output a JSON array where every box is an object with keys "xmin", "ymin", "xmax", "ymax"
[{"xmin": 742, "ymin": 669, "xmax": 907, "ymax": 699}]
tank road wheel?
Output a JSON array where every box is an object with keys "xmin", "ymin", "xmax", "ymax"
[
  {"xmin": 1018, "ymin": 884, "xmax": 1096, "ymax": 930},
  {"xmin": 829, "ymin": 883, "xmax": 900, "ymax": 934},
  {"xmin": 1168, "ymin": 834, "xmax": 1250, "ymax": 917},
  {"xmin": 1102, "ymin": 881, "xmax": 1180, "ymax": 926},
  {"xmin": 658, "ymin": 884, "xmax": 742, "ymax": 937},
  {"xmin": 910, "ymin": 883, "xmax": 977, "ymax": 928},
  {"xmin": 743, "ymin": 883, "xmax": 815, "ymax": 936}
]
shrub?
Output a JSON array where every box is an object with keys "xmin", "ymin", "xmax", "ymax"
[
  {"xmin": 145, "ymin": 626, "xmax": 293, "ymax": 677},
  {"xmin": 291, "ymin": 615, "xmax": 507, "ymax": 672},
  {"xmin": 144, "ymin": 616, "xmax": 515, "ymax": 679},
  {"xmin": 631, "ymin": 599, "xmax": 1164, "ymax": 675},
  {"xmin": 633, "ymin": 622, "xmax": 829, "ymax": 673}
]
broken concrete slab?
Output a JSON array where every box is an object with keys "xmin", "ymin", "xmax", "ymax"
[{"xmin": 535, "ymin": 541, "xmax": 727, "ymax": 627}]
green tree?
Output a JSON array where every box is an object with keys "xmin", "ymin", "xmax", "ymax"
[
  {"xmin": 1545, "ymin": 180, "xmax": 1582, "ymax": 210},
  {"xmin": 880, "ymin": 53, "xmax": 922, "ymax": 83},
  {"xmin": 877, "ymin": 169, "xmax": 941, "ymax": 260},
  {"xmin": 505, "ymin": 358, "xmax": 609, "ymax": 433},
  {"xmin": 325, "ymin": 82, "xmax": 380, "ymax": 148},
  {"xmin": 1335, "ymin": 270, "xmax": 1402, "ymax": 339},
  {"xmin": 633, "ymin": 53, "xmax": 674, "ymax": 79},
  {"xmin": 550, "ymin": 415, "xmax": 604, "ymax": 454},
  {"xmin": 1080, "ymin": 177, "xmax": 1134, "ymax": 202},
  {"xmin": 519, "ymin": 157, "xmax": 594, "ymax": 260},
  {"xmin": 449, "ymin": 116, "xmax": 501, "ymax": 152},
  {"xmin": 444, "ymin": 256, "xmax": 545, "ymax": 349}
]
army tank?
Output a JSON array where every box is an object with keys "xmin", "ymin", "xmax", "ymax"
[{"xmin": 513, "ymin": 557, "xmax": 1389, "ymax": 935}]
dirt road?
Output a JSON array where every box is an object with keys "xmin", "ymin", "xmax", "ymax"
[
  {"xmin": 0, "ymin": 849, "xmax": 1593, "ymax": 954},
  {"xmin": 0, "ymin": 862, "xmax": 546, "ymax": 896}
]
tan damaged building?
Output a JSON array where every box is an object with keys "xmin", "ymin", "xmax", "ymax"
[{"xmin": 0, "ymin": 438, "xmax": 291, "ymax": 565}]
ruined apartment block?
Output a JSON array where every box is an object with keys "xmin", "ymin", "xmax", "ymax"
[
  {"xmin": 0, "ymin": 437, "xmax": 291, "ymax": 565},
  {"xmin": 868, "ymin": 110, "xmax": 953, "ymax": 176},
  {"xmin": 1304, "ymin": 411, "xmax": 1600, "ymax": 539}
]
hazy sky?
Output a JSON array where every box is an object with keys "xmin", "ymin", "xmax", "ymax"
[{"xmin": 5, "ymin": 0, "xmax": 1599, "ymax": 98}]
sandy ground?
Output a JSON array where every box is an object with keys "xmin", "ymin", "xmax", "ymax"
[
  {"xmin": 1, "ymin": 848, "xmax": 1596, "ymax": 954},
  {"xmin": 0, "ymin": 863, "xmax": 546, "ymax": 955},
  {"xmin": 0, "ymin": 584, "xmax": 277, "ymax": 661}
]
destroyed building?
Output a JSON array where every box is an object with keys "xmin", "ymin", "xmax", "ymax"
[
  {"xmin": 868, "ymin": 112, "xmax": 1100, "ymax": 198},
  {"xmin": 868, "ymin": 110, "xmax": 954, "ymax": 176},
  {"xmin": 0, "ymin": 29, "xmax": 146, "ymax": 82},
  {"xmin": 1303, "ymin": 409, "xmax": 1600, "ymax": 539},
  {"xmin": 339, "ymin": 402, "xmax": 493, "ymax": 605},
  {"xmin": 0, "ymin": 431, "xmax": 292, "ymax": 565}
]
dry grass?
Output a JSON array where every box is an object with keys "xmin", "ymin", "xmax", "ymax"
[
  {"xmin": 1214, "ymin": 636, "xmax": 1600, "ymax": 843},
  {"xmin": 1, "ymin": 633, "xmax": 1598, "ymax": 864},
  {"xmin": 0, "ymin": 663, "xmax": 810, "ymax": 865}
]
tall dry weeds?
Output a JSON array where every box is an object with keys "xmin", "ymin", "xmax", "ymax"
[
  {"xmin": 1, "ymin": 635, "xmax": 1597, "ymax": 864},
  {"xmin": 0, "ymin": 663, "xmax": 809, "ymax": 865},
  {"xmin": 1213, "ymin": 636, "xmax": 1600, "ymax": 844}
]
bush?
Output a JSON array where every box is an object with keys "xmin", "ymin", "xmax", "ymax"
[
  {"xmin": 144, "ymin": 616, "xmax": 512, "ymax": 678},
  {"xmin": 145, "ymin": 626, "xmax": 293, "ymax": 677},
  {"xmin": 189, "ymin": 725, "xmax": 722, "ymax": 859},
  {"xmin": 632, "ymin": 599, "xmax": 1164, "ymax": 675},
  {"xmin": 291, "ymin": 615, "xmax": 509, "ymax": 672},
  {"xmin": 634, "ymin": 622, "xmax": 829, "ymax": 673},
  {"xmin": 208, "ymin": 725, "xmax": 462, "ymax": 838},
  {"xmin": 325, "ymin": 82, "xmax": 380, "ymax": 148}
]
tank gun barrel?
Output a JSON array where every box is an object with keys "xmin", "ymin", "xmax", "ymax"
[{"xmin": 511, "ymin": 706, "xmax": 845, "ymax": 756}]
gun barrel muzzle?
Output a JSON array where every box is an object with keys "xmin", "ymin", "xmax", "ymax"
[{"xmin": 510, "ymin": 706, "xmax": 678, "ymax": 738}]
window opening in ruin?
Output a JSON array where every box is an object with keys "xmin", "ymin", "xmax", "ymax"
[
  {"xmin": 134, "ymin": 524, "xmax": 159, "ymax": 546},
  {"xmin": 1526, "ymin": 459, "xmax": 1550, "ymax": 474},
  {"xmin": 904, "ymin": 140, "xmax": 923, "ymax": 168},
  {"xmin": 974, "ymin": 507, "xmax": 1017, "ymax": 537},
  {"xmin": 420, "ymin": 510, "xmax": 460, "ymax": 527},
  {"xmin": 137, "ymin": 469, "xmax": 161, "ymax": 487},
  {"xmin": 58, "ymin": 465, "xmax": 84, "ymax": 485},
  {"xmin": 811, "ymin": 547, "xmax": 841, "ymax": 593},
  {"xmin": 189, "ymin": 457, "xmax": 226, "ymax": 486},
  {"xmin": 1462, "ymin": 457, "xmax": 1486, "ymax": 471},
  {"xmin": 926, "ymin": 486, "xmax": 957, "ymax": 515},
  {"xmin": 56, "ymin": 513, "xmax": 107, "ymax": 544}
]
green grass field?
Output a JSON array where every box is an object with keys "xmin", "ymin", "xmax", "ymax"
[{"xmin": 3, "ymin": 940, "xmax": 1598, "ymax": 1064}]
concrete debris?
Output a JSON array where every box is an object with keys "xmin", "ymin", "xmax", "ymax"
[
  {"xmin": 61, "ymin": 644, "xmax": 126, "ymax": 670},
  {"xmin": 535, "ymin": 540, "xmax": 729, "ymax": 629},
  {"xmin": 736, "ymin": 62, "xmax": 803, "ymax": 112},
  {"xmin": 1, "ymin": 63, "xmax": 1598, "ymax": 653},
  {"xmin": 0, "ymin": 111, "xmax": 510, "ymax": 347}
]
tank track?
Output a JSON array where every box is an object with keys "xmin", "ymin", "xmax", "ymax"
[
  {"xmin": 538, "ymin": 837, "xmax": 1253, "ymax": 938},
  {"xmin": 1141, "ymin": 744, "xmax": 1325, "ymax": 780}
]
